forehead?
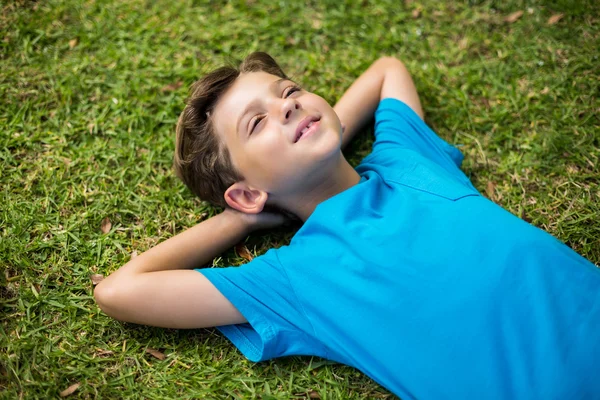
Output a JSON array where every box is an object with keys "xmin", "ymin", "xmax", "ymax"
[{"xmin": 214, "ymin": 71, "xmax": 285, "ymax": 135}]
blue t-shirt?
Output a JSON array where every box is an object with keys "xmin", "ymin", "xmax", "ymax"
[{"xmin": 198, "ymin": 99, "xmax": 600, "ymax": 399}]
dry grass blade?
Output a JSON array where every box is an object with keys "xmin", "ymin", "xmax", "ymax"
[
  {"xmin": 235, "ymin": 244, "xmax": 254, "ymax": 261},
  {"xmin": 160, "ymin": 81, "xmax": 183, "ymax": 92},
  {"xmin": 95, "ymin": 348, "xmax": 114, "ymax": 357},
  {"xmin": 486, "ymin": 181, "xmax": 497, "ymax": 202}
]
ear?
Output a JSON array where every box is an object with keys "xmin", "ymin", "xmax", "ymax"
[{"xmin": 224, "ymin": 182, "xmax": 268, "ymax": 214}]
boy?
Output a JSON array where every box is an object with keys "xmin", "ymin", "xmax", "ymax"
[{"xmin": 94, "ymin": 52, "xmax": 600, "ymax": 398}]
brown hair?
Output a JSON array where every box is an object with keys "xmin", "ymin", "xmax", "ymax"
[{"xmin": 174, "ymin": 52, "xmax": 289, "ymax": 208}]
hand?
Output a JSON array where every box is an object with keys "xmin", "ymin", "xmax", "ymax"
[{"xmin": 223, "ymin": 207, "xmax": 290, "ymax": 233}]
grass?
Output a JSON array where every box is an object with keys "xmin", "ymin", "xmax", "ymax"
[{"xmin": 1, "ymin": 0, "xmax": 598, "ymax": 398}]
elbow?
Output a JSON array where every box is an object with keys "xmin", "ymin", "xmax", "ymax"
[
  {"xmin": 377, "ymin": 56, "xmax": 408, "ymax": 75},
  {"xmin": 378, "ymin": 55, "xmax": 404, "ymax": 65},
  {"xmin": 94, "ymin": 278, "xmax": 122, "ymax": 320}
]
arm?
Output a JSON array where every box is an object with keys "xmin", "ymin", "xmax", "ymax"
[
  {"xmin": 334, "ymin": 56, "xmax": 424, "ymax": 149},
  {"xmin": 94, "ymin": 209, "xmax": 284, "ymax": 329}
]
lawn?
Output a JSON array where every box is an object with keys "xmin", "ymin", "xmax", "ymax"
[{"xmin": 1, "ymin": 0, "xmax": 598, "ymax": 398}]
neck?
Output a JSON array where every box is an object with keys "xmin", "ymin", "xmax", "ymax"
[{"xmin": 275, "ymin": 153, "xmax": 361, "ymax": 222}]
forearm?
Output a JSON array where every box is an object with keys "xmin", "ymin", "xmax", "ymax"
[
  {"xmin": 94, "ymin": 209, "xmax": 251, "ymax": 327},
  {"xmin": 94, "ymin": 209, "xmax": 284, "ymax": 327},
  {"xmin": 334, "ymin": 58, "xmax": 387, "ymax": 149},
  {"xmin": 334, "ymin": 57, "xmax": 423, "ymax": 148},
  {"xmin": 116, "ymin": 210, "xmax": 249, "ymax": 275}
]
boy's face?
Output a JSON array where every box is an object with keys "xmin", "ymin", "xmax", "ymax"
[{"xmin": 212, "ymin": 71, "xmax": 343, "ymax": 196}]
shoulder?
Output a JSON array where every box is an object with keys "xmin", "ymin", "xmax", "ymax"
[
  {"xmin": 376, "ymin": 97, "xmax": 418, "ymax": 118},
  {"xmin": 373, "ymin": 97, "xmax": 429, "ymax": 140}
]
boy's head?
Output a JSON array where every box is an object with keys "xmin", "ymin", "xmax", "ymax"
[{"xmin": 174, "ymin": 52, "xmax": 343, "ymax": 214}]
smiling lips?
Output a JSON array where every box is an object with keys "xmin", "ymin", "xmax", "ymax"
[{"xmin": 295, "ymin": 116, "xmax": 321, "ymax": 142}]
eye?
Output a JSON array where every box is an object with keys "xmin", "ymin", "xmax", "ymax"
[
  {"xmin": 248, "ymin": 85, "xmax": 301, "ymax": 135},
  {"xmin": 285, "ymin": 85, "xmax": 301, "ymax": 98},
  {"xmin": 250, "ymin": 115, "xmax": 264, "ymax": 134}
]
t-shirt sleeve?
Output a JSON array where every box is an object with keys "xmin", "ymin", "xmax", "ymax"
[
  {"xmin": 373, "ymin": 98, "xmax": 465, "ymax": 177},
  {"xmin": 196, "ymin": 249, "xmax": 325, "ymax": 362}
]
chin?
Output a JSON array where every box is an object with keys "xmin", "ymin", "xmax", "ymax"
[{"xmin": 317, "ymin": 130, "xmax": 343, "ymax": 158}]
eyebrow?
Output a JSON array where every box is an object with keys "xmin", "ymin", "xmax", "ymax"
[{"xmin": 236, "ymin": 77, "xmax": 290, "ymax": 137}]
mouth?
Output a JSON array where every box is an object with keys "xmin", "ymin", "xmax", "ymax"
[{"xmin": 295, "ymin": 116, "xmax": 321, "ymax": 143}]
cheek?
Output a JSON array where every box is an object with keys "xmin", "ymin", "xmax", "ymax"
[
  {"xmin": 313, "ymin": 97, "xmax": 340, "ymax": 125},
  {"xmin": 244, "ymin": 134, "xmax": 288, "ymax": 171}
]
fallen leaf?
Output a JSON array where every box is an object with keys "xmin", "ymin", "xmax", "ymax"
[
  {"xmin": 477, "ymin": 97, "xmax": 490, "ymax": 109},
  {"xmin": 308, "ymin": 390, "xmax": 321, "ymax": 399},
  {"xmin": 88, "ymin": 123, "xmax": 95, "ymax": 134},
  {"xmin": 504, "ymin": 10, "xmax": 524, "ymax": 23},
  {"xmin": 547, "ymin": 13, "xmax": 564, "ymax": 25},
  {"xmin": 100, "ymin": 217, "xmax": 111, "ymax": 234},
  {"xmin": 145, "ymin": 348, "xmax": 166, "ymax": 360},
  {"xmin": 412, "ymin": 8, "xmax": 421, "ymax": 18},
  {"xmin": 60, "ymin": 382, "xmax": 81, "ymax": 397},
  {"xmin": 160, "ymin": 81, "xmax": 183, "ymax": 92},
  {"xmin": 130, "ymin": 250, "xmax": 138, "ymax": 259},
  {"xmin": 486, "ymin": 181, "xmax": 497, "ymax": 202},
  {"xmin": 540, "ymin": 86, "xmax": 550, "ymax": 94},
  {"xmin": 311, "ymin": 19, "xmax": 322, "ymax": 29},
  {"xmin": 517, "ymin": 77, "xmax": 529, "ymax": 91},
  {"xmin": 235, "ymin": 244, "xmax": 254, "ymax": 261},
  {"xmin": 68, "ymin": 38, "xmax": 78, "ymax": 49},
  {"xmin": 90, "ymin": 274, "xmax": 104, "ymax": 285}
]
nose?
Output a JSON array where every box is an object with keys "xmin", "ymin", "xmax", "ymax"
[{"xmin": 280, "ymin": 99, "xmax": 301, "ymax": 123}]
